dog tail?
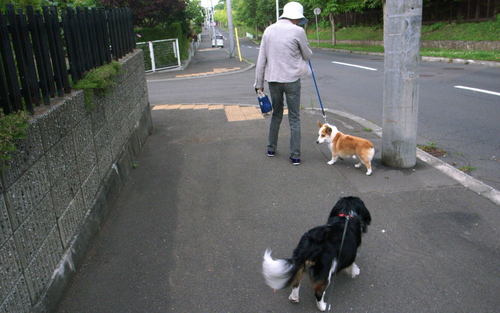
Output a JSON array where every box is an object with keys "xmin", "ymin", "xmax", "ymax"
[
  {"xmin": 368, "ymin": 147, "xmax": 375, "ymax": 159},
  {"xmin": 262, "ymin": 249, "xmax": 300, "ymax": 290}
]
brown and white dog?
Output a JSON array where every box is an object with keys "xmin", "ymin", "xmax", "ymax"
[{"xmin": 316, "ymin": 122, "xmax": 375, "ymax": 175}]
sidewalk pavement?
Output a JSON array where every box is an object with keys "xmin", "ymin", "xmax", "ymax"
[
  {"xmin": 55, "ymin": 30, "xmax": 500, "ymax": 312},
  {"xmin": 145, "ymin": 30, "xmax": 254, "ymax": 82}
]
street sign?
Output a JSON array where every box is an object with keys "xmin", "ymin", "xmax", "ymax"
[
  {"xmin": 212, "ymin": 21, "xmax": 216, "ymax": 26},
  {"xmin": 314, "ymin": 8, "xmax": 321, "ymax": 46}
]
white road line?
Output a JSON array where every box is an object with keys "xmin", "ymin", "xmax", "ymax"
[
  {"xmin": 332, "ymin": 61, "xmax": 377, "ymax": 71},
  {"xmin": 454, "ymin": 85, "xmax": 500, "ymax": 97}
]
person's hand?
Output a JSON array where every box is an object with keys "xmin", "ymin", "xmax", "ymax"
[{"xmin": 255, "ymin": 88, "xmax": 263, "ymax": 94}]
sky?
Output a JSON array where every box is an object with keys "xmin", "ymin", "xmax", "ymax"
[{"xmin": 201, "ymin": 0, "xmax": 219, "ymax": 8}]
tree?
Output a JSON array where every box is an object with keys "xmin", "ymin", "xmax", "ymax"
[
  {"xmin": 234, "ymin": 0, "xmax": 259, "ymax": 37},
  {"xmin": 302, "ymin": 0, "xmax": 369, "ymax": 45},
  {"xmin": 234, "ymin": 0, "xmax": 282, "ymax": 38},
  {"xmin": 214, "ymin": 5, "xmax": 227, "ymax": 26},
  {"xmin": 209, "ymin": 0, "xmax": 227, "ymax": 27},
  {"xmin": 1, "ymin": 0, "xmax": 41, "ymax": 12},
  {"xmin": 72, "ymin": 0, "xmax": 104, "ymax": 7},
  {"xmin": 214, "ymin": 0, "xmax": 225, "ymax": 10},
  {"xmin": 101, "ymin": 0, "xmax": 187, "ymax": 28},
  {"xmin": 186, "ymin": 0, "xmax": 205, "ymax": 34}
]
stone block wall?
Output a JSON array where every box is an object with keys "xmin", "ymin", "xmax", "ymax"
[
  {"xmin": 0, "ymin": 49, "xmax": 152, "ymax": 312},
  {"xmin": 420, "ymin": 40, "xmax": 500, "ymax": 51},
  {"xmin": 333, "ymin": 39, "xmax": 500, "ymax": 51}
]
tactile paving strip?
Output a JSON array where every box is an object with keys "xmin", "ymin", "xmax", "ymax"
[
  {"xmin": 152, "ymin": 104, "xmax": 287, "ymax": 122},
  {"xmin": 174, "ymin": 67, "xmax": 241, "ymax": 78}
]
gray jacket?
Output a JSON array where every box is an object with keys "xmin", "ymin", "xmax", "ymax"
[{"xmin": 254, "ymin": 19, "xmax": 313, "ymax": 90}]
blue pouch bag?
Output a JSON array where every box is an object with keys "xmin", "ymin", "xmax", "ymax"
[{"xmin": 257, "ymin": 90, "xmax": 272, "ymax": 114}]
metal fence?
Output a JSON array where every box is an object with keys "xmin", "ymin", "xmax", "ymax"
[
  {"xmin": 137, "ymin": 39, "xmax": 181, "ymax": 73},
  {"xmin": 0, "ymin": 4, "xmax": 136, "ymax": 115}
]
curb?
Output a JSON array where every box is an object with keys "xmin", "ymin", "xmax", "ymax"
[
  {"xmin": 420, "ymin": 56, "xmax": 500, "ymax": 67},
  {"xmin": 310, "ymin": 47, "xmax": 500, "ymax": 67},
  {"xmin": 315, "ymin": 107, "xmax": 500, "ymax": 206}
]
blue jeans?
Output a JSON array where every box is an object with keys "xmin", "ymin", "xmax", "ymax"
[{"xmin": 267, "ymin": 80, "xmax": 301, "ymax": 159}]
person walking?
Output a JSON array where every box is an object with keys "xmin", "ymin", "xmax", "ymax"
[{"xmin": 254, "ymin": 1, "xmax": 313, "ymax": 166}]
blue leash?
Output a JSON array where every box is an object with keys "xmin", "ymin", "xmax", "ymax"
[
  {"xmin": 308, "ymin": 60, "xmax": 327, "ymax": 124},
  {"xmin": 325, "ymin": 215, "xmax": 350, "ymax": 313}
]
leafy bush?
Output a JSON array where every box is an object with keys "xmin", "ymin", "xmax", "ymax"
[
  {"xmin": 135, "ymin": 27, "xmax": 172, "ymax": 43},
  {"xmin": 0, "ymin": 111, "xmax": 29, "ymax": 169},
  {"xmin": 309, "ymin": 25, "xmax": 384, "ymax": 41},
  {"xmin": 73, "ymin": 62, "xmax": 122, "ymax": 110},
  {"xmin": 425, "ymin": 22, "xmax": 447, "ymax": 32},
  {"xmin": 421, "ymin": 20, "xmax": 500, "ymax": 41},
  {"xmin": 135, "ymin": 23, "xmax": 190, "ymax": 60}
]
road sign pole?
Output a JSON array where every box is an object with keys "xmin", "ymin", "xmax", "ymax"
[{"xmin": 314, "ymin": 8, "xmax": 321, "ymax": 47}]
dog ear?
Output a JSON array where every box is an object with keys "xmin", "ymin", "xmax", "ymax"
[
  {"xmin": 317, "ymin": 121, "xmax": 323, "ymax": 128},
  {"xmin": 326, "ymin": 126, "xmax": 332, "ymax": 135}
]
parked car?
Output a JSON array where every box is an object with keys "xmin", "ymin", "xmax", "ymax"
[{"xmin": 212, "ymin": 35, "xmax": 224, "ymax": 48}]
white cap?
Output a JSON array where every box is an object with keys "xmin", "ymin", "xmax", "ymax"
[{"xmin": 280, "ymin": 2, "xmax": 307, "ymax": 26}]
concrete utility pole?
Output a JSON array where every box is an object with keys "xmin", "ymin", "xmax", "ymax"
[
  {"xmin": 276, "ymin": 0, "xmax": 279, "ymax": 22},
  {"xmin": 382, "ymin": 0, "xmax": 423, "ymax": 168},
  {"xmin": 226, "ymin": 0, "xmax": 235, "ymax": 58},
  {"xmin": 210, "ymin": 0, "xmax": 215, "ymax": 42}
]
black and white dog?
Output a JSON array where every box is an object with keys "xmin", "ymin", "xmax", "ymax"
[{"xmin": 262, "ymin": 196, "xmax": 371, "ymax": 311}]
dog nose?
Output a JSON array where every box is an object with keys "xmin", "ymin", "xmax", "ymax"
[{"xmin": 316, "ymin": 140, "xmax": 320, "ymax": 144}]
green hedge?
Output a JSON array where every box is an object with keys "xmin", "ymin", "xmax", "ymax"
[{"xmin": 135, "ymin": 23, "xmax": 189, "ymax": 60}]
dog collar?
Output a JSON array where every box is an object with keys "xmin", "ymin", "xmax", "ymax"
[{"xmin": 338, "ymin": 213, "xmax": 353, "ymax": 218}]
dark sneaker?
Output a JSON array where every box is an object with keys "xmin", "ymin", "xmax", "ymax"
[
  {"xmin": 289, "ymin": 156, "xmax": 300, "ymax": 165},
  {"xmin": 267, "ymin": 150, "xmax": 275, "ymax": 157}
]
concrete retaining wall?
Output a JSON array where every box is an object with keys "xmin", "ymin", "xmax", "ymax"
[
  {"xmin": 0, "ymin": 49, "xmax": 153, "ymax": 312},
  {"xmin": 317, "ymin": 39, "xmax": 500, "ymax": 51},
  {"xmin": 420, "ymin": 40, "xmax": 500, "ymax": 51}
]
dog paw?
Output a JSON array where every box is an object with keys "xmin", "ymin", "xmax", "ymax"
[
  {"xmin": 344, "ymin": 263, "xmax": 360, "ymax": 278},
  {"xmin": 289, "ymin": 287, "xmax": 299, "ymax": 303},
  {"xmin": 366, "ymin": 169, "xmax": 372, "ymax": 175},
  {"xmin": 327, "ymin": 161, "xmax": 335, "ymax": 165},
  {"xmin": 354, "ymin": 162, "xmax": 362, "ymax": 168},
  {"xmin": 316, "ymin": 299, "xmax": 327, "ymax": 311}
]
